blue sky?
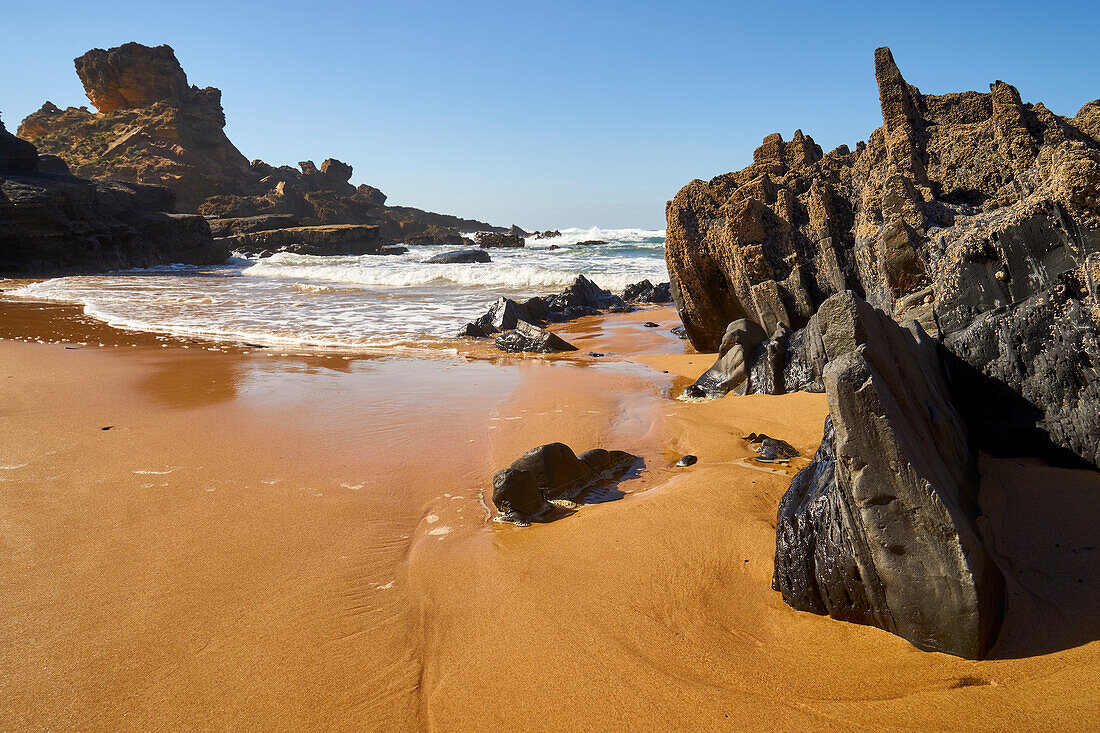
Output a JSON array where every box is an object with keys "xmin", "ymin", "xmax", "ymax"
[{"xmin": 2, "ymin": 1, "xmax": 1098, "ymax": 229}]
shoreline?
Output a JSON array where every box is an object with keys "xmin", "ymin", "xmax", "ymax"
[{"xmin": 2, "ymin": 298, "xmax": 1097, "ymax": 730}]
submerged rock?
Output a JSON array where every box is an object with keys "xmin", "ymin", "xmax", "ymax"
[
  {"xmin": 491, "ymin": 443, "xmax": 639, "ymax": 524},
  {"xmin": 773, "ymin": 292, "xmax": 1004, "ymax": 659},
  {"xmin": 494, "ymin": 321, "xmax": 578, "ymax": 353}
]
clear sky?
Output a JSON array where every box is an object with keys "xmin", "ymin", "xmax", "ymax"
[{"xmin": 2, "ymin": 1, "xmax": 1097, "ymax": 229}]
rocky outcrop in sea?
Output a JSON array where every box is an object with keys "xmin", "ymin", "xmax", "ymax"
[{"xmin": 666, "ymin": 46, "xmax": 1100, "ymax": 658}]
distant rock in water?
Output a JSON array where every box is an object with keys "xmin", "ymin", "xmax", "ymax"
[
  {"xmin": 491, "ymin": 443, "xmax": 638, "ymax": 525},
  {"xmin": 1, "ymin": 112, "xmax": 225, "ymax": 276},
  {"xmin": 403, "ymin": 226, "xmax": 473, "ymax": 247},
  {"xmin": 574, "ymin": 239, "xmax": 608, "ymax": 246},
  {"xmin": 531, "ymin": 229, "xmax": 561, "ymax": 239},
  {"xmin": 424, "ymin": 249, "xmax": 490, "ymax": 264},
  {"xmin": 477, "ymin": 232, "xmax": 525, "ymax": 248},
  {"xmin": 494, "ymin": 321, "xmax": 578, "ymax": 353},
  {"xmin": 17, "ymin": 42, "xmax": 504, "ymax": 246},
  {"xmin": 219, "ymin": 224, "xmax": 383, "ymax": 256},
  {"xmin": 773, "ymin": 291, "xmax": 1003, "ymax": 659}
]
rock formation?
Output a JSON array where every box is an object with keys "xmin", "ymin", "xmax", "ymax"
[
  {"xmin": 423, "ymin": 249, "xmax": 491, "ymax": 264},
  {"xmin": 667, "ymin": 46, "xmax": 1100, "ymax": 468},
  {"xmin": 494, "ymin": 321, "xmax": 578, "ymax": 353},
  {"xmin": 773, "ymin": 292, "xmax": 1003, "ymax": 659},
  {"xmin": 1, "ymin": 112, "xmax": 225, "ymax": 275},
  {"xmin": 18, "ymin": 42, "xmax": 503, "ymax": 246},
  {"xmin": 667, "ymin": 46, "xmax": 1099, "ymax": 657}
]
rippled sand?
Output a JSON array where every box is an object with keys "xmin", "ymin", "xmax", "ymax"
[{"xmin": 1, "ymin": 300, "xmax": 1096, "ymax": 731}]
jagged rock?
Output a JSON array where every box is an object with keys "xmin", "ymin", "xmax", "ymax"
[
  {"xmin": 574, "ymin": 239, "xmax": 608, "ymax": 246},
  {"xmin": 683, "ymin": 319, "xmax": 768, "ymax": 398},
  {"xmin": 495, "ymin": 321, "xmax": 578, "ymax": 353},
  {"xmin": 670, "ymin": 46, "xmax": 1100, "ymax": 468},
  {"xmin": 206, "ymin": 214, "xmax": 298, "ymax": 238},
  {"xmin": 670, "ymin": 325, "xmax": 688, "ymax": 340},
  {"xmin": 477, "ymin": 232, "xmax": 525, "ymax": 248},
  {"xmin": 622, "ymin": 279, "xmax": 672, "ymax": 303},
  {"xmin": 218, "ymin": 224, "xmax": 382, "ymax": 256},
  {"xmin": 507, "ymin": 224, "xmax": 529, "ymax": 237},
  {"xmin": 532, "ymin": 230, "xmax": 561, "ymax": 239},
  {"xmin": 424, "ymin": 249, "xmax": 490, "ymax": 264},
  {"xmin": 74, "ymin": 43, "xmax": 192, "ymax": 113},
  {"xmin": 743, "ymin": 433, "xmax": 799, "ymax": 462},
  {"xmin": 461, "ymin": 297, "xmax": 536, "ymax": 337},
  {"xmin": 547, "ymin": 274, "xmax": 627, "ymax": 314},
  {"xmin": 773, "ymin": 291, "xmax": 1004, "ymax": 659}
]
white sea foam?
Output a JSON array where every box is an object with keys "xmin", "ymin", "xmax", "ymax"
[{"xmin": 7, "ymin": 226, "xmax": 669, "ymax": 349}]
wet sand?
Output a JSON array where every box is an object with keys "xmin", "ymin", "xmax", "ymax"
[{"xmin": 1, "ymin": 299, "xmax": 1097, "ymax": 731}]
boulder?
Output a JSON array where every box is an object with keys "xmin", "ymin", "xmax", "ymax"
[
  {"xmin": 461, "ymin": 297, "xmax": 537, "ymax": 337},
  {"xmin": 574, "ymin": 239, "xmax": 608, "ymax": 246},
  {"xmin": 773, "ymin": 292, "xmax": 1004, "ymax": 659},
  {"xmin": 404, "ymin": 226, "xmax": 470, "ymax": 247},
  {"xmin": 424, "ymin": 248, "xmax": 491, "ymax": 264},
  {"xmin": 546, "ymin": 274, "xmax": 628, "ymax": 315},
  {"xmin": 494, "ymin": 321, "xmax": 578, "ymax": 353},
  {"xmin": 491, "ymin": 468, "xmax": 550, "ymax": 525}
]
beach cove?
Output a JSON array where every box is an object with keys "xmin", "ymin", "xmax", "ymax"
[{"xmin": 2, "ymin": 298, "xmax": 1097, "ymax": 731}]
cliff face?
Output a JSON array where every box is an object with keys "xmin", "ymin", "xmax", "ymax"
[
  {"xmin": 667, "ymin": 47, "xmax": 1100, "ymax": 658},
  {"xmin": 18, "ymin": 42, "xmax": 501, "ymax": 240},
  {"xmin": 1, "ymin": 113, "xmax": 226, "ymax": 276}
]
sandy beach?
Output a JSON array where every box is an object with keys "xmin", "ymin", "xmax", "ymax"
[{"xmin": 1, "ymin": 298, "xmax": 1096, "ymax": 731}]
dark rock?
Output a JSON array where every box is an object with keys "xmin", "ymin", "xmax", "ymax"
[
  {"xmin": 684, "ymin": 319, "xmax": 768, "ymax": 398},
  {"xmin": 588, "ymin": 352, "xmax": 605, "ymax": 358},
  {"xmin": 577, "ymin": 448, "xmax": 638, "ymax": 478},
  {"xmin": 477, "ymin": 232, "xmax": 525, "ymax": 248},
  {"xmin": 378, "ymin": 246, "xmax": 408, "ymax": 256},
  {"xmin": 744, "ymin": 433, "xmax": 799, "ymax": 462},
  {"xmin": 424, "ymin": 249, "xmax": 490, "ymax": 264},
  {"xmin": 532, "ymin": 230, "xmax": 561, "ymax": 239},
  {"xmin": 507, "ymin": 224, "xmax": 529, "ymax": 237},
  {"xmin": 462, "ymin": 297, "xmax": 536, "ymax": 338},
  {"xmin": 547, "ymin": 274, "xmax": 627, "ymax": 312},
  {"xmin": 491, "ymin": 468, "xmax": 550, "ymax": 525},
  {"xmin": 494, "ymin": 321, "xmax": 578, "ymax": 353},
  {"xmin": 643, "ymin": 321, "xmax": 659, "ymax": 328},
  {"xmin": 608, "ymin": 304, "xmax": 634, "ymax": 313},
  {"xmin": 574, "ymin": 239, "xmax": 608, "ymax": 246},
  {"xmin": 676, "ymin": 455, "xmax": 698, "ymax": 467},
  {"xmin": 773, "ymin": 291, "xmax": 1004, "ymax": 659},
  {"xmin": 670, "ymin": 325, "xmax": 688, "ymax": 339},
  {"xmin": 1, "ymin": 114, "xmax": 39, "ymax": 174},
  {"xmin": 622, "ymin": 279, "xmax": 672, "ymax": 303}
]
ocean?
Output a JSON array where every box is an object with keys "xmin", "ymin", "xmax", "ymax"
[{"xmin": 8, "ymin": 227, "xmax": 668, "ymax": 351}]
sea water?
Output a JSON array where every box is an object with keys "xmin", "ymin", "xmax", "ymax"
[{"xmin": 8, "ymin": 227, "xmax": 668, "ymax": 350}]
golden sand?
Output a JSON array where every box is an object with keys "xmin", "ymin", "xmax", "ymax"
[{"xmin": 1, "ymin": 300, "xmax": 1096, "ymax": 731}]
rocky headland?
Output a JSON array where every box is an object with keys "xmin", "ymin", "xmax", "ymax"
[
  {"xmin": 667, "ymin": 47, "xmax": 1099, "ymax": 658},
  {"xmin": 17, "ymin": 42, "xmax": 503, "ymax": 250},
  {"xmin": 1, "ymin": 112, "xmax": 225, "ymax": 275}
]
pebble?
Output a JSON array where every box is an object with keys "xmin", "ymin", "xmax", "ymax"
[
  {"xmin": 676, "ymin": 454, "xmax": 698, "ymax": 467},
  {"xmin": 643, "ymin": 322, "xmax": 659, "ymax": 328}
]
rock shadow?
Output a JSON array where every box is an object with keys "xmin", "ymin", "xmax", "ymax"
[{"xmin": 981, "ymin": 455, "xmax": 1100, "ymax": 659}]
